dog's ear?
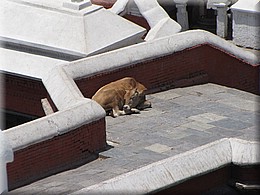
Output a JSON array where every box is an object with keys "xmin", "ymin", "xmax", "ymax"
[{"xmin": 134, "ymin": 89, "xmax": 139, "ymax": 95}]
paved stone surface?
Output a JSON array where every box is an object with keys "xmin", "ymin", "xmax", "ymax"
[{"xmin": 10, "ymin": 83, "xmax": 259, "ymax": 194}]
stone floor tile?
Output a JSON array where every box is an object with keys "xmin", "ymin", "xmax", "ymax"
[
  {"xmin": 145, "ymin": 143, "xmax": 172, "ymax": 153},
  {"xmin": 228, "ymin": 111, "xmax": 258, "ymax": 125},
  {"xmin": 181, "ymin": 121, "xmax": 216, "ymax": 131},
  {"xmin": 149, "ymin": 91, "xmax": 181, "ymax": 100},
  {"xmin": 188, "ymin": 113, "xmax": 227, "ymax": 123},
  {"xmin": 207, "ymin": 127, "xmax": 244, "ymax": 138},
  {"xmin": 172, "ymin": 95, "xmax": 208, "ymax": 106},
  {"xmin": 217, "ymin": 96, "xmax": 258, "ymax": 112},
  {"xmin": 210, "ymin": 118, "xmax": 253, "ymax": 130}
]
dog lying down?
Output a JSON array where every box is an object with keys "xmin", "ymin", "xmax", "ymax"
[{"xmin": 92, "ymin": 77, "xmax": 151, "ymax": 117}]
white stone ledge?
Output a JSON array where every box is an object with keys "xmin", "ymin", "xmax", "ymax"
[
  {"xmin": 71, "ymin": 138, "xmax": 260, "ymax": 195},
  {"xmin": 42, "ymin": 66, "xmax": 85, "ymax": 111},
  {"xmin": 231, "ymin": 138, "xmax": 260, "ymax": 165},
  {"xmin": 64, "ymin": 30, "xmax": 259, "ymax": 81},
  {"xmin": 4, "ymin": 99, "xmax": 105, "ymax": 151}
]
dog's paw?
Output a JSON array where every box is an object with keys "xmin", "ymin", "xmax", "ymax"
[
  {"xmin": 131, "ymin": 108, "xmax": 140, "ymax": 114},
  {"xmin": 123, "ymin": 105, "xmax": 131, "ymax": 110}
]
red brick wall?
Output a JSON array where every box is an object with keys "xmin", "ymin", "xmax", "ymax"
[
  {"xmin": 124, "ymin": 14, "xmax": 150, "ymax": 32},
  {"xmin": 156, "ymin": 166, "xmax": 231, "ymax": 195},
  {"xmin": 91, "ymin": 0, "xmax": 116, "ymax": 9},
  {"xmin": 2, "ymin": 73, "xmax": 57, "ymax": 117},
  {"xmin": 155, "ymin": 165, "xmax": 260, "ymax": 194},
  {"xmin": 7, "ymin": 118, "xmax": 106, "ymax": 190},
  {"xmin": 204, "ymin": 45, "xmax": 259, "ymax": 94},
  {"xmin": 76, "ymin": 44, "xmax": 259, "ymax": 98}
]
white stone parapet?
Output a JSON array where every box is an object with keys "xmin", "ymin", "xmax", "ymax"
[
  {"xmin": 4, "ymin": 98, "xmax": 105, "ymax": 152},
  {"xmin": 110, "ymin": 0, "xmax": 182, "ymax": 41},
  {"xmin": 71, "ymin": 138, "xmax": 260, "ymax": 194},
  {"xmin": 64, "ymin": 30, "xmax": 259, "ymax": 82},
  {"xmin": 0, "ymin": 130, "xmax": 14, "ymax": 194}
]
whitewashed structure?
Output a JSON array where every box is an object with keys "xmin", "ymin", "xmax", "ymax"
[
  {"xmin": 0, "ymin": 0, "xmax": 146, "ymax": 60},
  {"xmin": 72, "ymin": 138, "xmax": 260, "ymax": 194},
  {"xmin": 110, "ymin": 0, "xmax": 182, "ymax": 41},
  {"xmin": 0, "ymin": 130, "xmax": 13, "ymax": 194},
  {"xmin": 231, "ymin": 0, "xmax": 260, "ymax": 49}
]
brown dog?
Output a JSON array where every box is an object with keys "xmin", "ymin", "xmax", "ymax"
[{"xmin": 92, "ymin": 77, "xmax": 151, "ymax": 117}]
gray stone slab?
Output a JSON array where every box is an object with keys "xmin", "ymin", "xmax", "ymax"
[
  {"xmin": 210, "ymin": 118, "xmax": 253, "ymax": 130},
  {"xmin": 188, "ymin": 113, "xmax": 227, "ymax": 123},
  {"xmin": 145, "ymin": 143, "xmax": 173, "ymax": 153},
  {"xmin": 237, "ymin": 126, "xmax": 260, "ymax": 141},
  {"xmin": 226, "ymin": 88, "xmax": 259, "ymax": 101},
  {"xmin": 217, "ymin": 96, "xmax": 258, "ymax": 112},
  {"xmin": 181, "ymin": 121, "xmax": 216, "ymax": 131},
  {"xmin": 227, "ymin": 111, "xmax": 258, "ymax": 125},
  {"xmin": 207, "ymin": 127, "xmax": 246, "ymax": 138},
  {"xmin": 149, "ymin": 91, "xmax": 182, "ymax": 100},
  {"xmin": 182, "ymin": 134, "xmax": 222, "ymax": 146},
  {"xmin": 172, "ymin": 94, "xmax": 209, "ymax": 106},
  {"xmin": 196, "ymin": 101, "xmax": 242, "ymax": 116},
  {"xmin": 169, "ymin": 106, "xmax": 206, "ymax": 118}
]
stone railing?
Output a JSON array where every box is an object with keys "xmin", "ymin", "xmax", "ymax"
[{"xmin": 71, "ymin": 138, "xmax": 260, "ymax": 194}]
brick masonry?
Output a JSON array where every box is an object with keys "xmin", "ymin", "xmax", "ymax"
[
  {"xmin": 76, "ymin": 44, "xmax": 259, "ymax": 98},
  {"xmin": 124, "ymin": 14, "xmax": 150, "ymax": 32},
  {"xmin": 91, "ymin": 0, "xmax": 116, "ymax": 9},
  {"xmin": 7, "ymin": 118, "xmax": 106, "ymax": 190},
  {"xmin": 2, "ymin": 73, "xmax": 57, "ymax": 117}
]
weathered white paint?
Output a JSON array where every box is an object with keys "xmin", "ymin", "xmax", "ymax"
[
  {"xmin": 215, "ymin": 3, "xmax": 229, "ymax": 38},
  {"xmin": 0, "ymin": 130, "xmax": 13, "ymax": 194},
  {"xmin": 4, "ymin": 99, "xmax": 105, "ymax": 151},
  {"xmin": 231, "ymin": 0, "xmax": 260, "ymax": 13},
  {"xmin": 0, "ymin": 0, "xmax": 145, "ymax": 57},
  {"xmin": 63, "ymin": 0, "xmax": 92, "ymax": 10},
  {"xmin": 64, "ymin": 30, "xmax": 259, "ymax": 83},
  {"xmin": 207, "ymin": 0, "xmax": 231, "ymax": 9},
  {"xmin": 231, "ymin": 0, "xmax": 260, "ymax": 49},
  {"xmin": 230, "ymin": 138, "xmax": 260, "ymax": 165},
  {"xmin": 175, "ymin": 0, "xmax": 189, "ymax": 31},
  {"xmin": 110, "ymin": 0, "xmax": 182, "ymax": 41},
  {"xmin": 0, "ymin": 48, "xmax": 65, "ymax": 79},
  {"xmin": 41, "ymin": 98, "xmax": 55, "ymax": 115},
  {"xmin": 42, "ymin": 66, "xmax": 85, "ymax": 111},
  {"xmin": 71, "ymin": 138, "xmax": 260, "ymax": 194}
]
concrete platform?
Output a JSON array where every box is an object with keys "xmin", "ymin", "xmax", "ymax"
[{"xmin": 9, "ymin": 83, "xmax": 259, "ymax": 194}]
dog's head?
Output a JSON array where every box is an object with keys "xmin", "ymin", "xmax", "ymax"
[{"xmin": 126, "ymin": 82, "xmax": 147, "ymax": 108}]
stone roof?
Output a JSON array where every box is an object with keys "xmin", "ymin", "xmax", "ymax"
[
  {"xmin": 0, "ymin": 0, "xmax": 146, "ymax": 58},
  {"xmin": 231, "ymin": 0, "xmax": 260, "ymax": 13}
]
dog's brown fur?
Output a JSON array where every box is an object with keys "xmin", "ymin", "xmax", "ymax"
[{"xmin": 92, "ymin": 77, "xmax": 151, "ymax": 117}]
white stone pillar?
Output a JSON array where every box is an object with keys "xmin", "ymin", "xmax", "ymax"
[
  {"xmin": 0, "ymin": 130, "xmax": 14, "ymax": 194},
  {"xmin": 175, "ymin": 0, "xmax": 189, "ymax": 31},
  {"xmin": 214, "ymin": 3, "xmax": 229, "ymax": 38}
]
